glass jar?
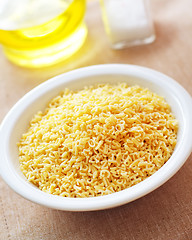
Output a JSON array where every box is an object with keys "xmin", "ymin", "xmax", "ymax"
[{"xmin": 100, "ymin": 0, "xmax": 155, "ymax": 49}]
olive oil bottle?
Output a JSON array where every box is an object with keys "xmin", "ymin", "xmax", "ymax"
[{"xmin": 0, "ymin": 0, "xmax": 87, "ymax": 67}]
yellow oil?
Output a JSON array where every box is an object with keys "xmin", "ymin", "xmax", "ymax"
[{"xmin": 0, "ymin": 0, "xmax": 87, "ymax": 68}]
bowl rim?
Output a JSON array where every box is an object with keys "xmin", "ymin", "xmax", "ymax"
[{"xmin": 0, "ymin": 64, "xmax": 192, "ymax": 211}]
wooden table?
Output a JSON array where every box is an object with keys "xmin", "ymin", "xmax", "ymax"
[{"xmin": 0, "ymin": 0, "xmax": 192, "ymax": 239}]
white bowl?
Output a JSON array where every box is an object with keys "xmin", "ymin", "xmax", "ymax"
[{"xmin": 0, "ymin": 64, "xmax": 192, "ymax": 211}]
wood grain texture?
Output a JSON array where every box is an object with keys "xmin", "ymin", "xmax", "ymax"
[{"xmin": 0, "ymin": 0, "xmax": 192, "ymax": 239}]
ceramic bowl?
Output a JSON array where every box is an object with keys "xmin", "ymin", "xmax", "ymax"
[{"xmin": 0, "ymin": 64, "xmax": 192, "ymax": 211}]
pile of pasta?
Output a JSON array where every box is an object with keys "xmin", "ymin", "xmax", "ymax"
[{"xmin": 18, "ymin": 83, "xmax": 178, "ymax": 197}]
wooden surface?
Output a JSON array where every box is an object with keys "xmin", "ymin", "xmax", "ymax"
[{"xmin": 0, "ymin": 0, "xmax": 192, "ymax": 239}]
